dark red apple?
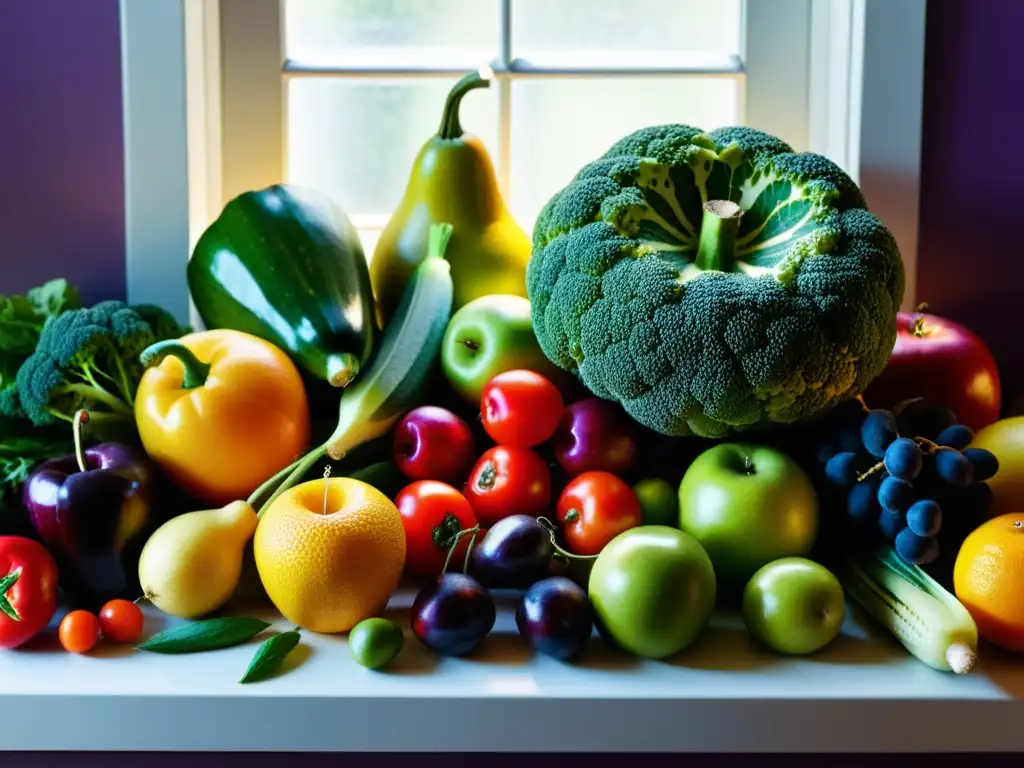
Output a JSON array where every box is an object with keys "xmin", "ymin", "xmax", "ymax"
[
  {"xmin": 392, "ymin": 406, "xmax": 476, "ymax": 485},
  {"xmin": 23, "ymin": 424, "xmax": 156, "ymax": 610},
  {"xmin": 863, "ymin": 308, "xmax": 1001, "ymax": 432}
]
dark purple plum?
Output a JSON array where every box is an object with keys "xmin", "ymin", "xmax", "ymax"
[
  {"xmin": 411, "ymin": 573, "xmax": 496, "ymax": 656},
  {"xmin": 515, "ymin": 576, "xmax": 593, "ymax": 660},
  {"xmin": 553, "ymin": 398, "xmax": 639, "ymax": 476},
  {"xmin": 469, "ymin": 514, "xmax": 554, "ymax": 590}
]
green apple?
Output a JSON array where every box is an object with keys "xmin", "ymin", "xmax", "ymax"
[
  {"xmin": 588, "ymin": 525, "xmax": 716, "ymax": 659},
  {"xmin": 677, "ymin": 443, "xmax": 819, "ymax": 585},
  {"xmin": 742, "ymin": 557, "xmax": 845, "ymax": 655},
  {"xmin": 440, "ymin": 294, "xmax": 565, "ymax": 405},
  {"xmin": 633, "ymin": 477, "xmax": 679, "ymax": 527}
]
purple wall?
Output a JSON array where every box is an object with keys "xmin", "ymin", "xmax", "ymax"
[
  {"xmin": 918, "ymin": 0, "xmax": 1024, "ymax": 409},
  {"xmin": 0, "ymin": 0, "xmax": 125, "ymax": 306}
]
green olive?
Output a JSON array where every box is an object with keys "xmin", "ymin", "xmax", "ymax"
[{"xmin": 349, "ymin": 617, "xmax": 404, "ymax": 670}]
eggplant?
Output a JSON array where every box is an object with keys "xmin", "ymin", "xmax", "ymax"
[{"xmin": 187, "ymin": 184, "xmax": 377, "ymax": 387}]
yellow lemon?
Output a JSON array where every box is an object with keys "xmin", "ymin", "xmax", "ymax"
[
  {"xmin": 254, "ymin": 478, "xmax": 406, "ymax": 633},
  {"xmin": 969, "ymin": 416, "xmax": 1024, "ymax": 518}
]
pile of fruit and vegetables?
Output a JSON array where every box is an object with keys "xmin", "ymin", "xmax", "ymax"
[{"xmin": 3, "ymin": 70, "xmax": 1023, "ymax": 682}]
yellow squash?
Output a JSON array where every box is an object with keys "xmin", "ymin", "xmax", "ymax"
[{"xmin": 370, "ymin": 67, "xmax": 531, "ymax": 325}]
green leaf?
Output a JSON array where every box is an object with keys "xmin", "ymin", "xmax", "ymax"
[
  {"xmin": 135, "ymin": 616, "xmax": 271, "ymax": 654},
  {"xmin": 239, "ymin": 629, "xmax": 302, "ymax": 684},
  {"xmin": 27, "ymin": 278, "xmax": 81, "ymax": 318},
  {"xmin": 0, "ymin": 567, "xmax": 22, "ymax": 621}
]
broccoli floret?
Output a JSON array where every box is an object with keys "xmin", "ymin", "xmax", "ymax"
[
  {"xmin": 527, "ymin": 123, "xmax": 905, "ymax": 439},
  {"xmin": 13, "ymin": 301, "xmax": 187, "ymax": 427}
]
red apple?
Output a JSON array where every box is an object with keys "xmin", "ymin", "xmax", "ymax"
[{"xmin": 863, "ymin": 309, "xmax": 1001, "ymax": 432}]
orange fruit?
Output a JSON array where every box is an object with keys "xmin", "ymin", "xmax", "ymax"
[
  {"xmin": 254, "ymin": 477, "xmax": 406, "ymax": 634},
  {"xmin": 968, "ymin": 417, "xmax": 1024, "ymax": 518},
  {"xmin": 953, "ymin": 512, "xmax": 1024, "ymax": 651}
]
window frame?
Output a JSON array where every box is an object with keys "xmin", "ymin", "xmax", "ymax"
[{"xmin": 119, "ymin": 0, "xmax": 926, "ymax": 324}]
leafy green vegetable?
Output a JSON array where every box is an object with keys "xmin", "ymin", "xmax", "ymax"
[
  {"xmin": 527, "ymin": 124, "xmax": 905, "ymax": 439},
  {"xmin": 0, "ymin": 278, "xmax": 80, "ymax": 395},
  {"xmin": 1, "ymin": 300, "xmax": 189, "ymax": 428}
]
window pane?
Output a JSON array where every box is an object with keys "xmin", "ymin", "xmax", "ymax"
[
  {"xmin": 285, "ymin": 0, "xmax": 500, "ymax": 62},
  {"xmin": 512, "ymin": 0, "xmax": 741, "ymax": 56},
  {"xmin": 287, "ymin": 78, "xmax": 500, "ymax": 218},
  {"xmin": 509, "ymin": 78, "xmax": 739, "ymax": 230}
]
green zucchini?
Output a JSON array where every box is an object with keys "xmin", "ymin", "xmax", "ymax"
[
  {"xmin": 249, "ymin": 222, "xmax": 455, "ymax": 517},
  {"xmin": 187, "ymin": 184, "xmax": 377, "ymax": 387}
]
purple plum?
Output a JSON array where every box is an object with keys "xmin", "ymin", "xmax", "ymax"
[{"xmin": 553, "ymin": 398, "xmax": 639, "ymax": 476}]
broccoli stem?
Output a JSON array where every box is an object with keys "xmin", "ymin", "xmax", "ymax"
[
  {"xmin": 695, "ymin": 199, "xmax": 743, "ymax": 273},
  {"xmin": 437, "ymin": 67, "xmax": 493, "ymax": 140},
  {"xmin": 54, "ymin": 383, "xmax": 134, "ymax": 416},
  {"xmin": 139, "ymin": 341, "xmax": 211, "ymax": 390}
]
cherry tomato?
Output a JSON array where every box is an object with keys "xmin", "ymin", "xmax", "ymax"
[
  {"xmin": 98, "ymin": 599, "xmax": 144, "ymax": 643},
  {"xmin": 556, "ymin": 471, "xmax": 643, "ymax": 556},
  {"xmin": 59, "ymin": 610, "xmax": 101, "ymax": 654},
  {"xmin": 396, "ymin": 481, "xmax": 480, "ymax": 577},
  {"xmin": 480, "ymin": 370, "xmax": 564, "ymax": 448},
  {"xmin": 464, "ymin": 446, "xmax": 552, "ymax": 526},
  {"xmin": 392, "ymin": 406, "xmax": 476, "ymax": 484}
]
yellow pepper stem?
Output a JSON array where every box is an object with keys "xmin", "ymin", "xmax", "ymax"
[{"xmin": 140, "ymin": 341, "xmax": 211, "ymax": 390}]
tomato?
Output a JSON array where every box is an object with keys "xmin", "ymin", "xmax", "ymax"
[
  {"xmin": 59, "ymin": 610, "xmax": 101, "ymax": 654},
  {"xmin": 396, "ymin": 481, "xmax": 479, "ymax": 577},
  {"xmin": 480, "ymin": 370, "xmax": 564, "ymax": 448},
  {"xmin": 556, "ymin": 471, "xmax": 643, "ymax": 555},
  {"xmin": 0, "ymin": 536, "xmax": 59, "ymax": 650},
  {"xmin": 464, "ymin": 446, "xmax": 552, "ymax": 526},
  {"xmin": 98, "ymin": 599, "xmax": 144, "ymax": 643}
]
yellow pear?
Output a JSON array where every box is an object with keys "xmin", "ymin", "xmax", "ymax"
[{"xmin": 137, "ymin": 500, "xmax": 258, "ymax": 619}]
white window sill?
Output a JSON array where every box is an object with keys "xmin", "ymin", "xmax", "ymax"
[{"xmin": 1, "ymin": 583, "xmax": 1020, "ymax": 752}]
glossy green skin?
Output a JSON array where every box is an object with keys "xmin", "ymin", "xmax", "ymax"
[
  {"xmin": 349, "ymin": 617, "xmax": 405, "ymax": 669},
  {"xmin": 632, "ymin": 478, "xmax": 679, "ymax": 528},
  {"xmin": 588, "ymin": 526, "xmax": 716, "ymax": 659},
  {"xmin": 677, "ymin": 443, "xmax": 819, "ymax": 585},
  {"xmin": 441, "ymin": 294, "xmax": 565, "ymax": 405},
  {"xmin": 187, "ymin": 184, "xmax": 377, "ymax": 387},
  {"xmin": 742, "ymin": 557, "xmax": 845, "ymax": 655}
]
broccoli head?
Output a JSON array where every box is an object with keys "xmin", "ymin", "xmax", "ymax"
[
  {"xmin": 527, "ymin": 124, "xmax": 905, "ymax": 438},
  {"xmin": 12, "ymin": 300, "xmax": 188, "ymax": 427}
]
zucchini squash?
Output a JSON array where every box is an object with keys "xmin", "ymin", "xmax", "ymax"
[{"xmin": 187, "ymin": 184, "xmax": 377, "ymax": 387}]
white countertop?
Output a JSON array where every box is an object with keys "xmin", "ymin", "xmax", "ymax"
[{"xmin": 1, "ymin": 585, "xmax": 1022, "ymax": 753}]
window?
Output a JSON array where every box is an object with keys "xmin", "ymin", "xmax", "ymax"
[{"xmin": 118, "ymin": 0, "xmax": 927, "ymax": 324}]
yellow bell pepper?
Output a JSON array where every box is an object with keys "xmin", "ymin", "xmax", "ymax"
[{"xmin": 134, "ymin": 329, "xmax": 310, "ymax": 506}]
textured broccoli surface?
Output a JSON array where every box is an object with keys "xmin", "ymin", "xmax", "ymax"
[
  {"xmin": 527, "ymin": 124, "xmax": 905, "ymax": 438},
  {"xmin": 2, "ymin": 301, "xmax": 188, "ymax": 427}
]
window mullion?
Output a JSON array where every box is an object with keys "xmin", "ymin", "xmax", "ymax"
[{"xmin": 497, "ymin": 0, "xmax": 513, "ymax": 206}]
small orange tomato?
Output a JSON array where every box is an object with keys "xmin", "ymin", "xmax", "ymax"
[
  {"xmin": 59, "ymin": 610, "xmax": 101, "ymax": 654},
  {"xmin": 556, "ymin": 471, "xmax": 643, "ymax": 556},
  {"xmin": 98, "ymin": 599, "xmax": 144, "ymax": 643}
]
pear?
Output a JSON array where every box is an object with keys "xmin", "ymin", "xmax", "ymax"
[
  {"xmin": 137, "ymin": 500, "xmax": 258, "ymax": 619},
  {"xmin": 370, "ymin": 66, "xmax": 531, "ymax": 326}
]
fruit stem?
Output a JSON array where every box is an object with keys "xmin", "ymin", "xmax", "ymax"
[
  {"xmin": 462, "ymin": 529, "xmax": 480, "ymax": 574},
  {"xmin": 911, "ymin": 302, "xmax": 929, "ymax": 337},
  {"xmin": 72, "ymin": 409, "xmax": 90, "ymax": 473},
  {"xmin": 325, "ymin": 352, "xmax": 360, "ymax": 388},
  {"xmin": 441, "ymin": 526, "xmax": 480, "ymax": 576},
  {"xmin": 140, "ymin": 341, "xmax": 211, "ymax": 390},
  {"xmin": 437, "ymin": 66, "xmax": 493, "ymax": 140},
  {"xmin": 695, "ymin": 200, "xmax": 743, "ymax": 273},
  {"xmin": 321, "ymin": 465, "xmax": 332, "ymax": 515},
  {"xmin": 536, "ymin": 517, "xmax": 600, "ymax": 564}
]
